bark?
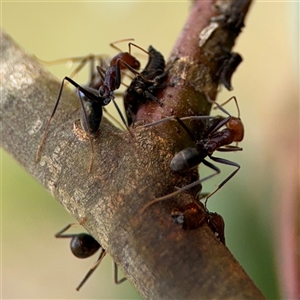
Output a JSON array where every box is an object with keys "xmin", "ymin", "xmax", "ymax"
[{"xmin": 1, "ymin": 0, "xmax": 265, "ymax": 299}]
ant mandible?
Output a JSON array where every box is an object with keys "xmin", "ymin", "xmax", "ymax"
[
  {"xmin": 171, "ymin": 200, "xmax": 225, "ymax": 245},
  {"xmin": 55, "ymin": 222, "xmax": 126, "ymax": 291},
  {"xmin": 36, "ymin": 39, "xmax": 147, "ymax": 169},
  {"xmin": 141, "ymin": 96, "xmax": 244, "ymax": 211}
]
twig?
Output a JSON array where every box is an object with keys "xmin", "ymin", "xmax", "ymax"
[{"xmin": 0, "ymin": 1, "xmax": 265, "ymax": 299}]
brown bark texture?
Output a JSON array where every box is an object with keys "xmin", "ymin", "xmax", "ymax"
[{"xmin": 1, "ymin": 0, "xmax": 266, "ymax": 299}]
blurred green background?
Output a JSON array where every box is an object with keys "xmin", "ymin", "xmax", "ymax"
[{"xmin": 1, "ymin": 1, "xmax": 298, "ymax": 299}]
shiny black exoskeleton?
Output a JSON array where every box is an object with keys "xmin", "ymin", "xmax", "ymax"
[
  {"xmin": 124, "ymin": 46, "xmax": 169, "ymax": 126},
  {"xmin": 141, "ymin": 97, "xmax": 244, "ymax": 210},
  {"xmin": 168, "ymin": 100, "xmax": 244, "ymax": 203},
  {"xmin": 55, "ymin": 223, "xmax": 126, "ymax": 291},
  {"xmin": 36, "ymin": 41, "xmax": 140, "ymax": 165}
]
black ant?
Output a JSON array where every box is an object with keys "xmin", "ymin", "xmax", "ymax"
[
  {"xmin": 39, "ymin": 52, "xmax": 128, "ymax": 131},
  {"xmin": 141, "ymin": 96, "xmax": 244, "ymax": 211},
  {"xmin": 171, "ymin": 201, "xmax": 225, "ymax": 245},
  {"xmin": 217, "ymin": 51, "xmax": 243, "ymax": 91},
  {"xmin": 124, "ymin": 45, "xmax": 170, "ymax": 126},
  {"xmin": 36, "ymin": 39, "xmax": 148, "ymax": 170},
  {"xmin": 55, "ymin": 222, "xmax": 126, "ymax": 291}
]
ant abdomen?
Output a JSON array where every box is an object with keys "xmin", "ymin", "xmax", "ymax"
[
  {"xmin": 145, "ymin": 45, "xmax": 165, "ymax": 73},
  {"xmin": 80, "ymin": 101, "xmax": 104, "ymax": 134},
  {"xmin": 70, "ymin": 233, "xmax": 100, "ymax": 259},
  {"xmin": 170, "ymin": 147, "xmax": 202, "ymax": 172}
]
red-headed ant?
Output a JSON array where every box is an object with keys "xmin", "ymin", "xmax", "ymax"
[
  {"xmin": 55, "ymin": 222, "xmax": 126, "ymax": 291},
  {"xmin": 124, "ymin": 45, "xmax": 171, "ymax": 126},
  {"xmin": 36, "ymin": 39, "xmax": 148, "ymax": 170},
  {"xmin": 171, "ymin": 201, "xmax": 225, "ymax": 245},
  {"xmin": 141, "ymin": 96, "xmax": 244, "ymax": 211}
]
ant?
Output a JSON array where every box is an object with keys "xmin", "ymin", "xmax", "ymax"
[
  {"xmin": 36, "ymin": 39, "xmax": 148, "ymax": 170},
  {"xmin": 55, "ymin": 222, "xmax": 126, "ymax": 291},
  {"xmin": 141, "ymin": 96, "xmax": 244, "ymax": 211},
  {"xmin": 124, "ymin": 45, "xmax": 170, "ymax": 126},
  {"xmin": 171, "ymin": 201, "xmax": 225, "ymax": 245},
  {"xmin": 217, "ymin": 51, "xmax": 243, "ymax": 91}
]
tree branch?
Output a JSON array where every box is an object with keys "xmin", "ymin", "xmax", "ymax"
[{"xmin": 1, "ymin": 0, "xmax": 265, "ymax": 298}]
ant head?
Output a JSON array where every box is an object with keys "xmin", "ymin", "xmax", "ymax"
[
  {"xmin": 126, "ymin": 54, "xmax": 140, "ymax": 70},
  {"xmin": 110, "ymin": 53, "xmax": 140, "ymax": 71},
  {"xmin": 226, "ymin": 116, "xmax": 244, "ymax": 142},
  {"xmin": 70, "ymin": 233, "xmax": 100, "ymax": 259}
]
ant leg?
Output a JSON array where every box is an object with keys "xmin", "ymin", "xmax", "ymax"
[
  {"xmin": 140, "ymin": 180, "xmax": 203, "ymax": 213},
  {"xmin": 143, "ymin": 90, "xmax": 163, "ymax": 106},
  {"xmin": 113, "ymin": 262, "xmax": 127, "ymax": 285},
  {"xmin": 142, "ymin": 116, "xmax": 177, "ymax": 128},
  {"xmin": 142, "ymin": 115, "xmax": 215, "ymax": 129},
  {"xmin": 140, "ymin": 159, "xmax": 220, "ymax": 213},
  {"xmin": 76, "ymin": 88, "xmax": 95, "ymax": 172},
  {"xmin": 36, "ymin": 76, "xmax": 101, "ymax": 171},
  {"xmin": 111, "ymin": 98, "xmax": 134, "ymax": 137},
  {"xmin": 217, "ymin": 145, "xmax": 243, "ymax": 152},
  {"xmin": 68, "ymin": 54, "xmax": 96, "ymax": 81},
  {"xmin": 110, "ymin": 38, "xmax": 149, "ymax": 56},
  {"xmin": 128, "ymin": 42, "xmax": 149, "ymax": 55},
  {"xmin": 76, "ymin": 248, "xmax": 107, "ymax": 291},
  {"xmin": 204, "ymin": 155, "xmax": 240, "ymax": 206},
  {"xmin": 55, "ymin": 223, "xmax": 79, "ymax": 239},
  {"xmin": 116, "ymin": 58, "xmax": 155, "ymax": 84},
  {"xmin": 143, "ymin": 115, "xmax": 218, "ymax": 144},
  {"xmin": 36, "ymin": 76, "xmax": 75, "ymax": 162},
  {"xmin": 180, "ymin": 115, "xmax": 230, "ymax": 136},
  {"xmin": 102, "ymin": 107, "xmax": 126, "ymax": 131},
  {"xmin": 96, "ymin": 65, "xmax": 106, "ymax": 81},
  {"xmin": 55, "ymin": 217, "xmax": 86, "ymax": 238},
  {"xmin": 110, "ymin": 38, "xmax": 135, "ymax": 53},
  {"xmin": 212, "ymin": 96, "xmax": 241, "ymax": 118},
  {"xmin": 147, "ymin": 115, "xmax": 197, "ymax": 142}
]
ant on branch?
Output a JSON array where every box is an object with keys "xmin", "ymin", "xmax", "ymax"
[
  {"xmin": 55, "ymin": 222, "xmax": 126, "ymax": 291},
  {"xmin": 36, "ymin": 39, "xmax": 150, "ymax": 170},
  {"xmin": 124, "ymin": 45, "xmax": 171, "ymax": 126},
  {"xmin": 141, "ymin": 96, "xmax": 244, "ymax": 211},
  {"xmin": 171, "ymin": 200, "xmax": 225, "ymax": 245}
]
